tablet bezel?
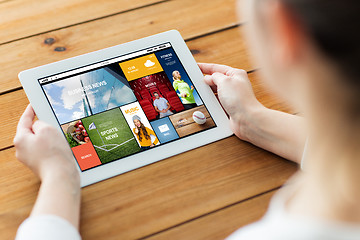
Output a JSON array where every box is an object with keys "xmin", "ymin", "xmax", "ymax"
[{"xmin": 19, "ymin": 30, "xmax": 233, "ymax": 187}]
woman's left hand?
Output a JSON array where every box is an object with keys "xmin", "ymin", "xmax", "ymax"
[{"xmin": 14, "ymin": 105, "xmax": 79, "ymax": 182}]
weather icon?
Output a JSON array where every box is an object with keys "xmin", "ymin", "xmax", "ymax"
[{"xmin": 144, "ymin": 60, "xmax": 155, "ymax": 68}]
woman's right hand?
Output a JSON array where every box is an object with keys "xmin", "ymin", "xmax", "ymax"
[
  {"xmin": 134, "ymin": 127, "xmax": 139, "ymax": 134},
  {"xmin": 198, "ymin": 63, "xmax": 265, "ymax": 141}
]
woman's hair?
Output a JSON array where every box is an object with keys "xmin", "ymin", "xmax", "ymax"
[
  {"xmin": 281, "ymin": 0, "xmax": 359, "ymax": 87},
  {"xmin": 280, "ymin": 0, "xmax": 360, "ymax": 116},
  {"xmin": 135, "ymin": 121, "xmax": 150, "ymax": 141}
]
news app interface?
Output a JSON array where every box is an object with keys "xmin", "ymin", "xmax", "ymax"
[{"xmin": 39, "ymin": 43, "xmax": 216, "ymax": 171}]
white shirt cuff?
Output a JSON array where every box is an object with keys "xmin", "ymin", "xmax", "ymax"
[{"xmin": 16, "ymin": 215, "xmax": 81, "ymax": 240}]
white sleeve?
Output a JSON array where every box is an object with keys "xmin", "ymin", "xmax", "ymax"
[{"xmin": 16, "ymin": 215, "xmax": 81, "ymax": 240}]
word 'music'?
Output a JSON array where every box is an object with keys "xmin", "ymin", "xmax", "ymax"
[
  {"xmin": 68, "ymin": 80, "xmax": 107, "ymax": 96},
  {"xmin": 125, "ymin": 106, "xmax": 139, "ymax": 115}
]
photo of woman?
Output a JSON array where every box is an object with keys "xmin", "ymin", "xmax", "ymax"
[
  {"xmin": 132, "ymin": 115, "xmax": 159, "ymax": 150},
  {"xmin": 172, "ymin": 70, "xmax": 197, "ymax": 110}
]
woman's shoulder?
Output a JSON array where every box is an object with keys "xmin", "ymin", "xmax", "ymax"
[{"xmin": 226, "ymin": 179, "xmax": 360, "ymax": 240}]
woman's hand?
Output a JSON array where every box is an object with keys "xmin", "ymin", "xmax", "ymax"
[
  {"xmin": 13, "ymin": 105, "xmax": 79, "ymax": 182},
  {"xmin": 134, "ymin": 127, "xmax": 139, "ymax": 134},
  {"xmin": 14, "ymin": 105, "xmax": 81, "ymax": 228},
  {"xmin": 199, "ymin": 63, "xmax": 306, "ymax": 164},
  {"xmin": 198, "ymin": 63, "xmax": 264, "ymax": 140}
]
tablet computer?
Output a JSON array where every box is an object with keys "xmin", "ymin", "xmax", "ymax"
[{"xmin": 19, "ymin": 30, "xmax": 233, "ymax": 187}]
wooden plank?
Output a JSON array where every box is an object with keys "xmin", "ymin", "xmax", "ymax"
[
  {"xmin": 0, "ymin": 136, "xmax": 297, "ymax": 240},
  {"xmin": 0, "ymin": 0, "xmax": 239, "ymax": 94},
  {"xmin": 0, "ymin": 0, "xmax": 166, "ymax": 44},
  {"xmin": 146, "ymin": 191, "xmax": 275, "ymax": 240},
  {"xmin": 0, "ymin": 147, "xmax": 39, "ymax": 240},
  {"xmin": 0, "ymin": 71, "xmax": 293, "ymax": 150},
  {"xmin": 188, "ymin": 27, "xmax": 254, "ymax": 71}
]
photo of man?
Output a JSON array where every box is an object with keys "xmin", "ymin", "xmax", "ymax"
[
  {"xmin": 172, "ymin": 70, "xmax": 197, "ymax": 110},
  {"xmin": 155, "ymin": 47, "xmax": 203, "ymax": 109},
  {"xmin": 153, "ymin": 92, "xmax": 174, "ymax": 118}
]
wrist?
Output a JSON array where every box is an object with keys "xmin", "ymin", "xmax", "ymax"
[
  {"xmin": 34, "ymin": 163, "xmax": 81, "ymax": 229},
  {"xmin": 41, "ymin": 161, "xmax": 80, "ymax": 188},
  {"xmin": 233, "ymin": 103, "xmax": 268, "ymax": 142}
]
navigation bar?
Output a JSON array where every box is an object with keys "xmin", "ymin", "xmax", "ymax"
[{"xmin": 39, "ymin": 43, "xmax": 171, "ymax": 84}]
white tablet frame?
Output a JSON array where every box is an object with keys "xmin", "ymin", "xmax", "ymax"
[{"xmin": 19, "ymin": 30, "xmax": 233, "ymax": 187}]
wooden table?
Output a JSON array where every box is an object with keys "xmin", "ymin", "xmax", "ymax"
[{"xmin": 0, "ymin": 0, "xmax": 298, "ymax": 239}]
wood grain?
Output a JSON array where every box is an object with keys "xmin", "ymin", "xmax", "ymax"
[
  {"xmin": 0, "ymin": 136, "xmax": 297, "ymax": 240},
  {"xmin": 189, "ymin": 27, "xmax": 255, "ymax": 71},
  {"xmin": 146, "ymin": 191, "xmax": 275, "ymax": 240},
  {"xmin": 0, "ymin": 0, "xmax": 166, "ymax": 44},
  {"xmin": 170, "ymin": 105, "xmax": 212, "ymax": 124},
  {"xmin": 169, "ymin": 105, "xmax": 216, "ymax": 137},
  {"xmin": 0, "ymin": 0, "xmax": 239, "ymax": 94}
]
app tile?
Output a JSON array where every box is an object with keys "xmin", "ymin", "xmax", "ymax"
[
  {"xmin": 43, "ymin": 67, "xmax": 136, "ymax": 124},
  {"xmin": 120, "ymin": 102, "xmax": 160, "ymax": 150},
  {"xmin": 119, "ymin": 53, "xmax": 163, "ymax": 81},
  {"xmin": 127, "ymin": 71, "xmax": 185, "ymax": 120},
  {"xmin": 150, "ymin": 117, "xmax": 179, "ymax": 144},
  {"xmin": 61, "ymin": 120, "xmax": 91, "ymax": 147},
  {"xmin": 71, "ymin": 142, "xmax": 102, "ymax": 171},
  {"xmin": 81, "ymin": 108, "xmax": 140, "ymax": 164},
  {"xmin": 169, "ymin": 105, "xmax": 215, "ymax": 137},
  {"xmin": 155, "ymin": 48, "xmax": 203, "ymax": 107}
]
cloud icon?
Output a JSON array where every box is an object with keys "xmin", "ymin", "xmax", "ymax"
[{"xmin": 144, "ymin": 60, "xmax": 155, "ymax": 68}]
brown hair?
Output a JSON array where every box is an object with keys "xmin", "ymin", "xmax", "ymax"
[
  {"xmin": 257, "ymin": 0, "xmax": 360, "ymax": 119},
  {"xmin": 136, "ymin": 121, "xmax": 150, "ymax": 141},
  {"xmin": 281, "ymin": 0, "xmax": 360, "ymax": 91}
]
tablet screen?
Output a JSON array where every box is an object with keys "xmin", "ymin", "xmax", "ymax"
[{"xmin": 38, "ymin": 43, "xmax": 216, "ymax": 171}]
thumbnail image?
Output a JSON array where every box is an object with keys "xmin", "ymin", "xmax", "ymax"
[
  {"xmin": 155, "ymin": 48, "xmax": 203, "ymax": 108},
  {"xmin": 61, "ymin": 120, "xmax": 90, "ymax": 148},
  {"xmin": 169, "ymin": 105, "xmax": 215, "ymax": 138},
  {"xmin": 81, "ymin": 108, "xmax": 140, "ymax": 164},
  {"xmin": 43, "ymin": 67, "xmax": 136, "ymax": 124},
  {"xmin": 120, "ymin": 102, "xmax": 160, "ymax": 150},
  {"xmin": 61, "ymin": 120, "xmax": 102, "ymax": 171},
  {"xmin": 128, "ymin": 72, "xmax": 185, "ymax": 120},
  {"xmin": 150, "ymin": 118, "xmax": 179, "ymax": 144}
]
